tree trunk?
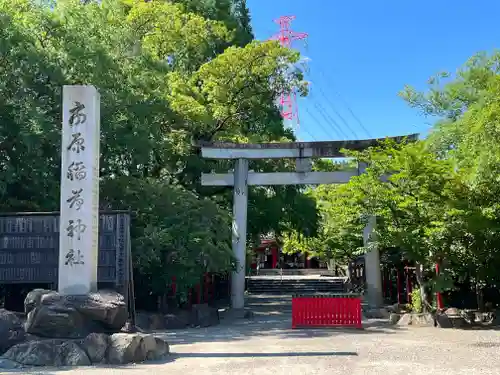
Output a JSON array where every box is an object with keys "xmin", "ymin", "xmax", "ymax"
[
  {"xmin": 476, "ymin": 282, "xmax": 485, "ymax": 312},
  {"xmin": 327, "ymin": 259, "xmax": 335, "ymax": 271},
  {"xmin": 414, "ymin": 262, "xmax": 428, "ymax": 312}
]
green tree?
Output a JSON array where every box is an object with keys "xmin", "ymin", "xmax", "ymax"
[{"xmin": 0, "ymin": 0, "xmax": 317, "ymax": 305}]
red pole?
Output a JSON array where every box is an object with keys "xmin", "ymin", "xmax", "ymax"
[
  {"xmin": 405, "ymin": 266, "xmax": 412, "ymax": 304},
  {"xmin": 388, "ymin": 270, "xmax": 393, "ymax": 300},
  {"xmin": 204, "ymin": 273, "xmax": 209, "ymax": 303},
  {"xmin": 195, "ymin": 284, "xmax": 201, "ymax": 305},
  {"xmin": 435, "ymin": 263, "xmax": 444, "ymax": 309},
  {"xmin": 396, "ymin": 269, "xmax": 402, "ymax": 304}
]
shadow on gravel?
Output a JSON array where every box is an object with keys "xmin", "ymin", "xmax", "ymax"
[
  {"xmin": 171, "ymin": 350, "xmax": 358, "ymax": 359},
  {"xmin": 458, "ymin": 324, "xmax": 500, "ymax": 331},
  {"xmin": 0, "ymin": 369, "xmax": 72, "ymax": 374},
  {"xmin": 158, "ymin": 318, "xmax": 402, "ymax": 346},
  {"xmin": 152, "ymin": 294, "xmax": 404, "ymax": 346}
]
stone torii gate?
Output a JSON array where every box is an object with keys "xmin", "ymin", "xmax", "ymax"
[{"xmin": 200, "ymin": 135, "xmax": 418, "ymax": 310}]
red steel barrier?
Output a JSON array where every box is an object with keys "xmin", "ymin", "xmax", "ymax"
[{"xmin": 292, "ymin": 294, "xmax": 362, "ymax": 329}]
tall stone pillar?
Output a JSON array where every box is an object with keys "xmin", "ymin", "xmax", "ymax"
[{"xmin": 59, "ymin": 85, "xmax": 100, "ymax": 295}]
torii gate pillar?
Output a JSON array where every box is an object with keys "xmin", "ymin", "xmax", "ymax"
[
  {"xmin": 363, "ymin": 216, "xmax": 383, "ymax": 307},
  {"xmin": 231, "ymin": 159, "xmax": 249, "ymax": 309}
]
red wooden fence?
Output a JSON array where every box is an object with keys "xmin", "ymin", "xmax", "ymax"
[{"xmin": 292, "ymin": 294, "xmax": 362, "ymax": 329}]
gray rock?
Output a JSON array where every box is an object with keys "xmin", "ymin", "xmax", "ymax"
[
  {"xmin": 151, "ymin": 337, "xmax": 169, "ymax": 360},
  {"xmin": 438, "ymin": 308, "xmax": 467, "ymax": 328},
  {"xmin": 150, "ymin": 314, "xmax": 167, "ymax": 330},
  {"xmin": 163, "ymin": 311, "xmax": 191, "ymax": 330},
  {"xmin": 190, "ymin": 304, "xmax": 219, "ymax": 327},
  {"xmin": 396, "ymin": 313, "xmax": 434, "ymax": 327},
  {"xmin": 3, "ymin": 340, "xmax": 58, "ymax": 366},
  {"xmin": 364, "ymin": 308, "xmax": 390, "ymax": 319},
  {"xmin": 25, "ymin": 304, "xmax": 87, "ymax": 338},
  {"xmin": 435, "ymin": 312, "xmax": 453, "ymax": 328},
  {"xmin": 3, "ymin": 339, "xmax": 91, "ymax": 367},
  {"xmin": 106, "ymin": 333, "xmax": 169, "ymax": 365},
  {"xmin": 389, "ymin": 313, "xmax": 401, "ymax": 324},
  {"xmin": 106, "ymin": 333, "xmax": 144, "ymax": 364},
  {"xmin": 24, "ymin": 289, "xmax": 52, "ymax": 315},
  {"xmin": 2, "ymin": 333, "xmax": 167, "ymax": 367},
  {"xmin": 24, "ymin": 289, "xmax": 128, "ymax": 339},
  {"xmin": 121, "ymin": 320, "xmax": 143, "ymax": 333},
  {"xmin": 72, "ymin": 290, "xmax": 128, "ymax": 330},
  {"xmin": 0, "ymin": 358, "xmax": 22, "ymax": 369},
  {"xmin": 136, "ymin": 312, "xmax": 166, "ymax": 331},
  {"xmin": 55, "ymin": 341, "xmax": 91, "ymax": 366},
  {"xmin": 0, "ymin": 309, "xmax": 26, "ymax": 354},
  {"xmin": 80, "ymin": 333, "xmax": 109, "ymax": 363},
  {"xmin": 386, "ymin": 303, "xmax": 406, "ymax": 314},
  {"xmin": 139, "ymin": 334, "xmax": 157, "ymax": 360}
]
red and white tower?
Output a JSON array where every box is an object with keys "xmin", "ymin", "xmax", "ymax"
[{"xmin": 271, "ymin": 16, "xmax": 308, "ymax": 131}]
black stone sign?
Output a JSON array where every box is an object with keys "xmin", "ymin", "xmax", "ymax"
[{"xmin": 0, "ymin": 212, "xmax": 130, "ymax": 291}]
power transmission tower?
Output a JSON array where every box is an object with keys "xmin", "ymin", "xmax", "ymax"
[{"xmin": 271, "ymin": 16, "xmax": 308, "ymax": 132}]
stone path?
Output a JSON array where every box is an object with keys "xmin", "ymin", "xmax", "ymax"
[{"xmin": 3, "ymin": 295, "xmax": 500, "ymax": 374}]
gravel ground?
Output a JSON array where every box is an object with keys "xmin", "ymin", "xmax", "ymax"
[{"xmin": 2, "ymin": 295, "xmax": 500, "ymax": 375}]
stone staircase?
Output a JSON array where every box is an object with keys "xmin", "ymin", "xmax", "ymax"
[
  {"xmin": 255, "ymin": 269, "xmax": 336, "ymax": 276},
  {"xmin": 246, "ymin": 276, "xmax": 346, "ymax": 295}
]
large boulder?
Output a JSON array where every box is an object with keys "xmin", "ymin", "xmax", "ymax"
[
  {"xmin": 1, "ymin": 333, "xmax": 169, "ymax": 367},
  {"xmin": 24, "ymin": 289, "xmax": 128, "ymax": 339},
  {"xmin": 106, "ymin": 333, "xmax": 169, "ymax": 365},
  {"xmin": 79, "ymin": 333, "xmax": 109, "ymax": 363},
  {"xmin": 0, "ymin": 309, "xmax": 26, "ymax": 354},
  {"xmin": 363, "ymin": 307, "xmax": 391, "ymax": 319},
  {"xmin": 136, "ymin": 312, "xmax": 167, "ymax": 331},
  {"xmin": 55, "ymin": 341, "xmax": 91, "ymax": 366},
  {"xmin": 190, "ymin": 304, "xmax": 220, "ymax": 328},
  {"xmin": 435, "ymin": 307, "xmax": 467, "ymax": 328},
  {"xmin": 396, "ymin": 313, "xmax": 434, "ymax": 327},
  {"xmin": 164, "ymin": 310, "xmax": 191, "ymax": 329},
  {"xmin": 137, "ymin": 310, "xmax": 192, "ymax": 331},
  {"xmin": 24, "ymin": 289, "xmax": 52, "ymax": 315},
  {"xmin": 2, "ymin": 339, "xmax": 90, "ymax": 367},
  {"xmin": 3, "ymin": 340, "xmax": 59, "ymax": 366}
]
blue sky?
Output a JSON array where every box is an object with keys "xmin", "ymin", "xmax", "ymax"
[{"xmin": 247, "ymin": 0, "xmax": 500, "ymax": 141}]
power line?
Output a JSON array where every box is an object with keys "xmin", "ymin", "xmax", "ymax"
[
  {"xmin": 304, "ymin": 107, "xmax": 339, "ymax": 140},
  {"xmin": 313, "ymin": 100, "xmax": 353, "ymax": 140},
  {"xmin": 317, "ymin": 68, "xmax": 372, "ymax": 139},
  {"xmin": 301, "ymin": 127, "xmax": 318, "ymax": 141},
  {"xmin": 310, "ymin": 99, "xmax": 349, "ymax": 139},
  {"xmin": 316, "ymin": 85, "xmax": 359, "ymax": 139}
]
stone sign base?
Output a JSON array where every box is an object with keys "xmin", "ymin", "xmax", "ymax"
[{"xmin": 0, "ymin": 289, "xmax": 170, "ymax": 369}]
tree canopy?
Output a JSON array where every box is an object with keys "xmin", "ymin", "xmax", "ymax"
[{"xmin": 0, "ymin": 0, "xmax": 317, "ymax": 301}]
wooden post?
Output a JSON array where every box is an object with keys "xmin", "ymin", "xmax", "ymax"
[
  {"xmin": 435, "ymin": 263, "xmax": 444, "ymax": 309},
  {"xmin": 396, "ymin": 269, "xmax": 402, "ymax": 305}
]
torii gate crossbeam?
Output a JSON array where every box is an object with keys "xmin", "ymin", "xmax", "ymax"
[{"xmin": 199, "ymin": 135, "xmax": 418, "ymax": 310}]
